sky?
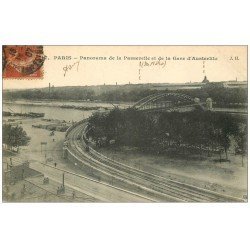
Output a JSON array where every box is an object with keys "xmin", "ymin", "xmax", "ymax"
[{"xmin": 3, "ymin": 46, "xmax": 247, "ymax": 90}]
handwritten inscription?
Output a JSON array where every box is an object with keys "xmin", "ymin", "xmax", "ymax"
[
  {"xmin": 63, "ymin": 61, "xmax": 80, "ymax": 77},
  {"xmin": 139, "ymin": 60, "xmax": 167, "ymax": 69}
]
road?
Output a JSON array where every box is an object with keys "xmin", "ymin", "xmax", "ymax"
[
  {"xmin": 3, "ymin": 118, "xmax": 152, "ymax": 202},
  {"xmin": 5, "ymin": 153, "xmax": 153, "ymax": 202}
]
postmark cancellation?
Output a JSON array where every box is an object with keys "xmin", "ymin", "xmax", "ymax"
[{"xmin": 2, "ymin": 45, "xmax": 45, "ymax": 79}]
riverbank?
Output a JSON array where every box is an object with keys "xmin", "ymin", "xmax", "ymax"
[
  {"xmin": 3, "ymin": 99, "xmax": 133, "ymax": 109},
  {"xmin": 3, "ymin": 101, "xmax": 98, "ymax": 121}
]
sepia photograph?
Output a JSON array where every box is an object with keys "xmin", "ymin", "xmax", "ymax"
[
  {"xmin": 2, "ymin": 45, "xmax": 248, "ymax": 202},
  {"xmin": 1, "ymin": 1, "xmax": 250, "ymax": 250}
]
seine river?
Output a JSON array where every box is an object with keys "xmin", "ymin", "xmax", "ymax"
[{"xmin": 3, "ymin": 100, "xmax": 130, "ymax": 121}]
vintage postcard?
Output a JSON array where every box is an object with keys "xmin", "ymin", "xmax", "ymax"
[{"xmin": 2, "ymin": 45, "xmax": 248, "ymax": 202}]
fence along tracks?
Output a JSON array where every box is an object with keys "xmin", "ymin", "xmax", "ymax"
[{"xmin": 66, "ymin": 120, "xmax": 244, "ymax": 203}]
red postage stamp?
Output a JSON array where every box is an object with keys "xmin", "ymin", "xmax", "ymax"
[{"xmin": 2, "ymin": 45, "xmax": 45, "ymax": 79}]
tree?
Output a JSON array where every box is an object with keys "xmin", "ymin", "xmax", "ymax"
[
  {"xmin": 213, "ymin": 113, "xmax": 239, "ymax": 160},
  {"xmin": 87, "ymin": 112, "xmax": 108, "ymax": 146},
  {"xmin": 3, "ymin": 124, "xmax": 30, "ymax": 151},
  {"xmin": 235, "ymin": 125, "xmax": 247, "ymax": 167}
]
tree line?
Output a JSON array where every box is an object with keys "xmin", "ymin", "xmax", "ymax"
[
  {"xmin": 86, "ymin": 108, "xmax": 247, "ymax": 160},
  {"xmin": 3, "ymin": 86, "xmax": 247, "ymax": 107}
]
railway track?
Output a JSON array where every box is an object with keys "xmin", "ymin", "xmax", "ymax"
[{"xmin": 66, "ymin": 121, "xmax": 244, "ymax": 202}]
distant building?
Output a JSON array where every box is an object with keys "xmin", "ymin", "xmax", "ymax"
[
  {"xmin": 202, "ymin": 76, "xmax": 209, "ymax": 84},
  {"xmin": 202, "ymin": 78, "xmax": 225, "ymax": 89},
  {"xmin": 224, "ymin": 80, "xmax": 247, "ymax": 88}
]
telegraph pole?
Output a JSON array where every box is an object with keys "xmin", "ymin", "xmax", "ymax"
[{"xmin": 62, "ymin": 172, "xmax": 65, "ymax": 187}]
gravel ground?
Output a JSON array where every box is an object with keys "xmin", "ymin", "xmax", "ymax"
[{"xmin": 95, "ymin": 145, "xmax": 247, "ymax": 199}]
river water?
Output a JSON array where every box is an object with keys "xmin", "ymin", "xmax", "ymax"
[{"xmin": 3, "ymin": 101, "xmax": 129, "ymax": 121}]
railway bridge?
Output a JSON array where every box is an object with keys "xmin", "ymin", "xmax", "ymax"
[{"xmin": 132, "ymin": 92, "xmax": 208, "ymax": 112}]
